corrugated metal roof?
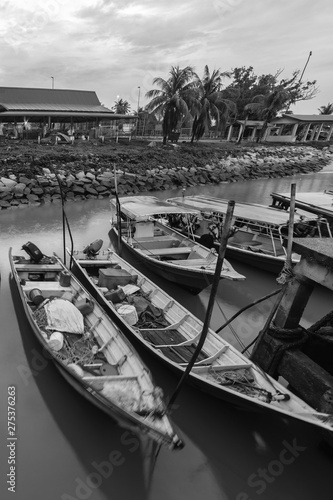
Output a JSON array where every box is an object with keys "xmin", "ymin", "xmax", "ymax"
[
  {"xmin": 281, "ymin": 114, "xmax": 333, "ymax": 123},
  {"xmin": 0, "ymin": 87, "xmax": 112, "ymax": 113}
]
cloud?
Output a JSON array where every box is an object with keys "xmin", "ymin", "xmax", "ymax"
[{"xmin": 0, "ymin": 0, "xmax": 332, "ymax": 112}]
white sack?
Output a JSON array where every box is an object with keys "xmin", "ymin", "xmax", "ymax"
[{"xmin": 44, "ymin": 299, "xmax": 85, "ymax": 334}]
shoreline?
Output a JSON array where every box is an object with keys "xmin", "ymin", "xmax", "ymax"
[{"xmin": 0, "ymin": 141, "xmax": 332, "ymax": 209}]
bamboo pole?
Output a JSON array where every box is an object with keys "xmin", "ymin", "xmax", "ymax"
[{"xmin": 167, "ymin": 200, "xmax": 235, "ymax": 411}]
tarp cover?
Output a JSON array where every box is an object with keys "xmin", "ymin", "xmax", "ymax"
[{"xmin": 44, "ymin": 299, "xmax": 84, "ymax": 334}]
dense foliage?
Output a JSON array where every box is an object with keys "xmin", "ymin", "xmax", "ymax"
[{"xmin": 141, "ymin": 64, "xmax": 319, "ymax": 143}]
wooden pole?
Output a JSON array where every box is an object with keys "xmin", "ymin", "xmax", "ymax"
[
  {"xmin": 167, "ymin": 200, "xmax": 235, "ymax": 411},
  {"xmin": 250, "ymin": 183, "xmax": 297, "ymax": 359},
  {"xmin": 113, "ymin": 163, "xmax": 122, "ymax": 252}
]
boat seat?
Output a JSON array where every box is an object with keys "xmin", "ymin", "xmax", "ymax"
[
  {"xmin": 22, "ymin": 281, "xmax": 71, "ymax": 298},
  {"xmin": 140, "ymin": 247, "xmax": 192, "ymax": 257},
  {"xmin": 15, "ymin": 263, "xmax": 64, "ymax": 272},
  {"xmin": 191, "ymin": 362, "xmax": 252, "ymax": 373},
  {"xmin": 170, "ymin": 258, "xmax": 214, "ymax": 267},
  {"xmin": 140, "ymin": 328, "xmax": 208, "ymax": 364}
]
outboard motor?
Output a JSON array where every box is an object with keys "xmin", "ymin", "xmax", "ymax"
[
  {"xmin": 22, "ymin": 242, "xmax": 44, "ymax": 263},
  {"xmin": 83, "ymin": 239, "xmax": 103, "ymax": 258}
]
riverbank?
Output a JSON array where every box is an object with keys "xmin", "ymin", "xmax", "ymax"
[{"xmin": 0, "ymin": 140, "xmax": 332, "ymax": 208}]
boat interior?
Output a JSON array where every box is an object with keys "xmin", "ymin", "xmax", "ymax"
[{"xmin": 123, "ymin": 220, "xmax": 211, "ymax": 262}]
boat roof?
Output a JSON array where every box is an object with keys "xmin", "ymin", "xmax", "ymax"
[
  {"xmin": 167, "ymin": 195, "xmax": 307, "ymax": 226},
  {"xmin": 111, "ymin": 195, "xmax": 200, "ymax": 221},
  {"xmin": 271, "ymin": 191, "xmax": 333, "ymax": 212}
]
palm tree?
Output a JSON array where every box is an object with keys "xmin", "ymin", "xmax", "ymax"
[
  {"xmin": 146, "ymin": 66, "xmax": 198, "ymax": 144},
  {"xmin": 318, "ymin": 103, "xmax": 333, "ymax": 115},
  {"xmin": 112, "ymin": 98, "xmax": 131, "ymax": 114},
  {"xmin": 190, "ymin": 65, "xmax": 236, "ymax": 142}
]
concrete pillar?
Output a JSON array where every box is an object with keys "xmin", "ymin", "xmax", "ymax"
[
  {"xmin": 251, "ymin": 127, "xmax": 256, "ymax": 141},
  {"xmin": 302, "ymin": 123, "xmax": 311, "ymax": 141},
  {"xmin": 226, "ymin": 125, "xmax": 233, "ymax": 141},
  {"xmin": 236, "ymin": 123, "xmax": 243, "ymax": 142},
  {"xmin": 314, "ymin": 123, "xmax": 323, "ymax": 141},
  {"xmin": 291, "ymin": 123, "xmax": 299, "ymax": 141},
  {"xmin": 274, "ymin": 274, "xmax": 314, "ymax": 329}
]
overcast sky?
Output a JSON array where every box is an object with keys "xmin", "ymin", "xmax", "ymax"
[{"xmin": 0, "ymin": 0, "xmax": 332, "ymax": 115}]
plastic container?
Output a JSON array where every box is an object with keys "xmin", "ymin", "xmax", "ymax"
[
  {"xmin": 98, "ymin": 268, "xmax": 138, "ymax": 290},
  {"xmin": 59, "ymin": 270, "xmax": 71, "ymax": 287},
  {"xmin": 117, "ymin": 304, "xmax": 138, "ymax": 326},
  {"xmin": 29, "ymin": 288, "xmax": 44, "ymax": 306},
  {"xmin": 48, "ymin": 331, "xmax": 64, "ymax": 351}
]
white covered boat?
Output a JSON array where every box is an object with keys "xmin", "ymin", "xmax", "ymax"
[
  {"xmin": 167, "ymin": 195, "xmax": 329, "ymax": 274},
  {"xmin": 109, "ymin": 195, "xmax": 245, "ymax": 294}
]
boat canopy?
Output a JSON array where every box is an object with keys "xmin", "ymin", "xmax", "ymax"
[
  {"xmin": 111, "ymin": 196, "xmax": 200, "ymax": 222},
  {"xmin": 167, "ymin": 195, "xmax": 309, "ymax": 226},
  {"xmin": 271, "ymin": 191, "xmax": 333, "ymax": 215}
]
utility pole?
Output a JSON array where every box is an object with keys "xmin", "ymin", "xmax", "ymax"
[
  {"xmin": 285, "ymin": 51, "xmax": 312, "ymax": 113},
  {"xmin": 137, "ymin": 86, "xmax": 141, "ymax": 136},
  {"xmin": 51, "ymin": 76, "xmax": 54, "ymax": 89},
  {"xmin": 299, "ymin": 51, "xmax": 312, "ymax": 82}
]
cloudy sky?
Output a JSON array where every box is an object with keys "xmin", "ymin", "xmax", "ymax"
[{"xmin": 0, "ymin": 0, "xmax": 332, "ymax": 114}]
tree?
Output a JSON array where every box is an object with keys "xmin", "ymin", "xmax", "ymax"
[
  {"xmin": 224, "ymin": 67, "xmax": 279, "ymax": 120},
  {"xmin": 318, "ymin": 103, "xmax": 333, "ymax": 115},
  {"xmin": 236, "ymin": 70, "xmax": 318, "ymax": 141},
  {"xmin": 190, "ymin": 65, "xmax": 236, "ymax": 142},
  {"xmin": 145, "ymin": 66, "xmax": 198, "ymax": 144},
  {"xmin": 112, "ymin": 98, "xmax": 131, "ymax": 114}
]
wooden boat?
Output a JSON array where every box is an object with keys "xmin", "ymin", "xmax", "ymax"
[
  {"xmin": 270, "ymin": 190, "xmax": 333, "ymax": 228},
  {"xmin": 68, "ymin": 244, "xmax": 333, "ymax": 433},
  {"xmin": 166, "ymin": 195, "xmax": 330, "ymax": 274},
  {"xmin": 109, "ymin": 195, "xmax": 245, "ymax": 294},
  {"xmin": 9, "ymin": 245, "xmax": 183, "ymax": 451}
]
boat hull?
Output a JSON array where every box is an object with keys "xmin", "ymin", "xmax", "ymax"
[
  {"xmin": 69, "ymin": 249, "xmax": 333, "ymax": 433},
  {"xmin": 9, "ymin": 248, "xmax": 183, "ymax": 450},
  {"xmin": 119, "ymin": 233, "xmax": 213, "ymax": 294}
]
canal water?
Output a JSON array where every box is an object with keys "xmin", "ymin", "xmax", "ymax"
[{"xmin": 1, "ymin": 165, "xmax": 333, "ymax": 500}]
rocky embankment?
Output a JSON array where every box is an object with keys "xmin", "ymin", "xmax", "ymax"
[{"xmin": 0, "ymin": 143, "xmax": 332, "ymax": 209}]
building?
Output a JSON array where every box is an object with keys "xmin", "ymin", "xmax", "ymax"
[
  {"xmin": 227, "ymin": 114, "xmax": 333, "ymax": 143},
  {"xmin": 0, "ymin": 86, "xmax": 137, "ymax": 140}
]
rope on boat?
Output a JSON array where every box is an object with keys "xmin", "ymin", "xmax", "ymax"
[{"xmin": 276, "ymin": 261, "xmax": 296, "ymax": 285}]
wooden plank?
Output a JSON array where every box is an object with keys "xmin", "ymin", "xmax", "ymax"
[
  {"xmin": 140, "ymin": 329, "xmax": 208, "ymax": 363},
  {"xmin": 140, "ymin": 247, "xmax": 192, "ymax": 256},
  {"xmin": 22, "ymin": 281, "xmax": 70, "ymax": 290},
  {"xmin": 190, "ymin": 363, "xmax": 252, "ymax": 373},
  {"xmin": 15, "ymin": 263, "xmax": 63, "ymax": 272},
  {"xmin": 82, "ymin": 375, "xmax": 137, "ymax": 381}
]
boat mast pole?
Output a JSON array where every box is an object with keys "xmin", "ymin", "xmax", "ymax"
[
  {"xmin": 167, "ymin": 200, "xmax": 235, "ymax": 411},
  {"xmin": 113, "ymin": 163, "xmax": 122, "ymax": 252}
]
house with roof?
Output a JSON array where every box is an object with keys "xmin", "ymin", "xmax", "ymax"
[
  {"xmin": 0, "ymin": 87, "xmax": 137, "ymax": 141},
  {"xmin": 227, "ymin": 114, "xmax": 333, "ymax": 143}
]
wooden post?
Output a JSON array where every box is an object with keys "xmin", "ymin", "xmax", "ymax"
[{"xmin": 167, "ymin": 200, "xmax": 236, "ymax": 410}]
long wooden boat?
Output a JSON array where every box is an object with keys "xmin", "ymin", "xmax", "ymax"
[
  {"xmin": 166, "ymin": 195, "xmax": 330, "ymax": 274},
  {"xmin": 9, "ymin": 245, "xmax": 183, "ymax": 451},
  {"xmin": 109, "ymin": 195, "xmax": 245, "ymax": 294},
  {"xmin": 69, "ymin": 244, "xmax": 333, "ymax": 433},
  {"xmin": 270, "ymin": 190, "xmax": 333, "ymax": 227}
]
